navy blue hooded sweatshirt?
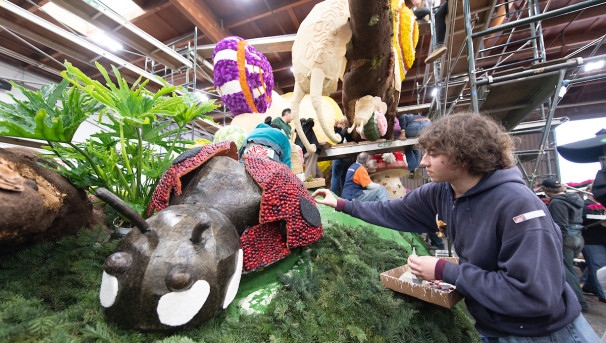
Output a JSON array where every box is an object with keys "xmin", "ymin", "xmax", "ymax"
[{"xmin": 341, "ymin": 167, "xmax": 581, "ymax": 337}]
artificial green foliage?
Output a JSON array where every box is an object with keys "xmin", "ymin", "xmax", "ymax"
[
  {"xmin": 0, "ymin": 62, "xmax": 220, "ymax": 217},
  {"xmin": 62, "ymin": 62, "xmax": 180, "ymax": 128},
  {"xmin": 0, "ymin": 220, "xmax": 480, "ymax": 343},
  {"xmin": 0, "ymin": 79, "xmax": 105, "ymax": 142},
  {"xmin": 55, "ymin": 62, "xmax": 219, "ymax": 211}
]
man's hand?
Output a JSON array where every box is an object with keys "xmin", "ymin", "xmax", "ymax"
[
  {"xmin": 312, "ymin": 188, "xmax": 338, "ymax": 208},
  {"xmin": 407, "ymin": 255, "xmax": 439, "ymax": 280}
]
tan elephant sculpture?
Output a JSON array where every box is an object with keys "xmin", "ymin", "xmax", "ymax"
[{"xmin": 290, "ymin": 0, "xmax": 351, "ymax": 153}]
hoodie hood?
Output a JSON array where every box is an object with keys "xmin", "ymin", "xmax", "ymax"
[
  {"xmin": 459, "ymin": 168, "xmax": 526, "ymax": 199},
  {"xmin": 552, "ymin": 192, "xmax": 584, "ymax": 210}
]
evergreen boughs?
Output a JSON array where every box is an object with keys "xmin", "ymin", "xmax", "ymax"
[{"xmin": 0, "ymin": 222, "xmax": 480, "ymax": 342}]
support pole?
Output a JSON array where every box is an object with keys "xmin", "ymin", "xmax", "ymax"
[
  {"xmin": 528, "ymin": 69, "xmax": 566, "ymax": 188},
  {"xmin": 472, "ymin": 0, "xmax": 605, "ymax": 39},
  {"xmin": 463, "ymin": 0, "xmax": 479, "ymax": 112}
]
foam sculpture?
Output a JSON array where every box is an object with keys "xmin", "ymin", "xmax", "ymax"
[
  {"xmin": 213, "ymin": 36, "xmax": 274, "ymax": 116},
  {"xmin": 230, "ymin": 90, "xmax": 290, "ymax": 134},
  {"xmin": 290, "ymin": 0, "xmax": 352, "ymax": 153},
  {"xmin": 356, "ymin": 96, "xmax": 388, "ymax": 141},
  {"xmin": 341, "ymin": 0, "xmax": 414, "ymax": 141},
  {"xmin": 96, "ymin": 141, "xmax": 322, "ymax": 330},
  {"xmin": 290, "ymin": 0, "xmax": 419, "ymax": 149},
  {"xmin": 281, "ymin": 93, "xmax": 344, "ymax": 145}
]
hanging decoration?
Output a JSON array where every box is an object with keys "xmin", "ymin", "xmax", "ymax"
[{"xmin": 213, "ymin": 36, "xmax": 274, "ymax": 116}]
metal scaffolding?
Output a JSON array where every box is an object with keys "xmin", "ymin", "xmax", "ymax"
[{"xmin": 425, "ymin": 0, "xmax": 606, "ymax": 187}]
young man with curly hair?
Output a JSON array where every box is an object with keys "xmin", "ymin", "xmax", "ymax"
[{"xmin": 313, "ymin": 113, "xmax": 598, "ymax": 342}]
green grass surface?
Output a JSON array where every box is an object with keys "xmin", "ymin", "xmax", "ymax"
[{"xmin": 0, "ymin": 205, "xmax": 480, "ymax": 343}]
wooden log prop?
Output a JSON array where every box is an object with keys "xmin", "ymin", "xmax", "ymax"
[
  {"xmin": 0, "ymin": 148, "xmax": 103, "ymax": 249},
  {"xmin": 342, "ymin": 0, "xmax": 395, "ymax": 140},
  {"xmin": 98, "ymin": 141, "xmax": 322, "ymax": 330},
  {"xmin": 342, "ymin": 0, "xmax": 419, "ymax": 141}
]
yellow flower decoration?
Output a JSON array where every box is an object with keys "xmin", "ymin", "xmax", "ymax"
[{"xmin": 391, "ymin": 1, "xmax": 419, "ymax": 81}]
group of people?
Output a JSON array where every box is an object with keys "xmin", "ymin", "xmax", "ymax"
[
  {"xmin": 239, "ymin": 106, "xmax": 604, "ymax": 341},
  {"xmin": 241, "ymin": 108, "xmax": 326, "ymax": 180},
  {"xmin": 313, "ymin": 112, "xmax": 602, "ymax": 342}
]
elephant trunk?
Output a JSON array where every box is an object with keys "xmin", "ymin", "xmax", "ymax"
[
  {"xmin": 291, "ymin": 83, "xmax": 317, "ymax": 154},
  {"xmin": 310, "ymin": 93, "xmax": 342, "ymax": 145}
]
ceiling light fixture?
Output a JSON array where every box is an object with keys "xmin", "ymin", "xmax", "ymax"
[
  {"xmin": 584, "ymin": 60, "xmax": 605, "ymax": 72},
  {"xmin": 89, "ymin": 32, "xmax": 123, "ymax": 52}
]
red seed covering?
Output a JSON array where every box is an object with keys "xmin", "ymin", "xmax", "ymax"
[
  {"xmin": 240, "ymin": 222, "xmax": 291, "ymax": 272},
  {"xmin": 242, "ymin": 154, "xmax": 323, "ymax": 272},
  {"xmin": 146, "ymin": 141, "xmax": 323, "ymax": 273},
  {"xmin": 147, "ymin": 141, "xmax": 238, "ymax": 216}
]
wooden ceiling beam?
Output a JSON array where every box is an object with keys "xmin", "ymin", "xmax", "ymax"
[
  {"xmin": 287, "ymin": 8, "xmax": 300, "ymax": 29},
  {"xmin": 168, "ymin": 0, "xmax": 231, "ymax": 43},
  {"xmin": 223, "ymin": 0, "xmax": 314, "ymax": 30},
  {"xmin": 197, "ymin": 34, "xmax": 295, "ymax": 59}
]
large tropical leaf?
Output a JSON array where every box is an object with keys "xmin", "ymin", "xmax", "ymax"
[
  {"xmin": 0, "ymin": 80, "xmax": 102, "ymax": 142},
  {"xmin": 62, "ymin": 62, "xmax": 182, "ymax": 127},
  {"xmin": 171, "ymin": 90, "xmax": 219, "ymax": 128}
]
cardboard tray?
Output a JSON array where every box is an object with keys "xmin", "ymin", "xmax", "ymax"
[
  {"xmin": 380, "ymin": 257, "xmax": 462, "ymax": 309},
  {"xmin": 303, "ymin": 178, "xmax": 325, "ymax": 189}
]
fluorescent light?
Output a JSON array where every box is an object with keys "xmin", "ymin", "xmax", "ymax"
[
  {"xmin": 94, "ymin": 0, "xmax": 145, "ymax": 20},
  {"xmin": 584, "ymin": 60, "xmax": 605, "ymax": 72},
  {"xmin": 431, "ymin": 88, "xmax": 438, "ymax": 97},
  {"xmin": 89, "ymin": 32, "xmax": 123, "ymax": 52}
]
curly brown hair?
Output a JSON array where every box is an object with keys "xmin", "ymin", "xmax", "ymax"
[{"xmin": 417, "ymin": 113, "xmax": 517, "ymax": 175}]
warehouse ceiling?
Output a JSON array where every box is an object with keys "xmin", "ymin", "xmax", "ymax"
[{"xmin": 0, "ymin": 0, "xmax": 604, "ymax": 125}]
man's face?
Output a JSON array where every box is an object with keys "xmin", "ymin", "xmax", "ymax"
[
  {"xmin": 420, "ymin": 151, "xmax": 463, "ymax": 183},
  {"xmin": 283, "ymin": 111, "xmax": 292, "ymax": 123}
]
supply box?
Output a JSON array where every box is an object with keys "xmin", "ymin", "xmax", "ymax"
[{"xmin": 380, "ymin": 257, "xmax": 462, "ymax": 308}]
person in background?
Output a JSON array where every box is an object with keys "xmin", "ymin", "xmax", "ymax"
[
  {"xmin": 398, "ymin": 114, "xmax": 431, "ymax": 177},
  {"xmin": 294, "ymin": 118, "xmax": 323, "ymax": 179},
  {"xmin": 424, "ymin": 1, "xmax": 448, "ymax": 64},
  {"xmin": 581, "ymin": 183, "xmax": 606, "ymax": 303},
  {"xmin": 330, "ymin": 118, "xmax": 354, "ymax": 196},
  {"xmin": 541, "ymin": 178, "xmax": 589, "ymax": 313},
  {"xmin": 313, "ymin": 113, "xmax": 598, "ymax": 342},
  {"xmin": 271, "ymin": 108, "xmax": 293, "ymax": 139},
  {"xmin": 341, "ymin": 152, "xmax": 390, "ymax": 202},
  {"xmin": 427, "ymin": 231, "xmax": 445, "ymax": 251},
  {"xmin": 239, "ymin": 123, "xmax": 291, "ymax": 168}
]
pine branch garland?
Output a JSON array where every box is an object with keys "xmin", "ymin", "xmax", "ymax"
[{"xmin": 0, "ymin": 221, "xmax": 480, "ymax": 343}]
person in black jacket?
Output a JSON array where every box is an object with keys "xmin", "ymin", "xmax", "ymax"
[
  {"xmin": 330, "ymin": 118, "xmax": 354, "ymax": 196},
  {"xmin": 542, "ymin": 178, "xmax": 589, "ymax": 312},
  {"xmin": 294, "ymin": 118, "xmax": 322, "ymax": 179},
  {"xmin": 581, "ymin": 183, "xmax": 606, "ymax": 303}
]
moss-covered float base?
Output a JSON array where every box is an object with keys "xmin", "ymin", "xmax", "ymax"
[{"xmin": 0, "ymin": 204, "xmax": 481, "ymax": 343}]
